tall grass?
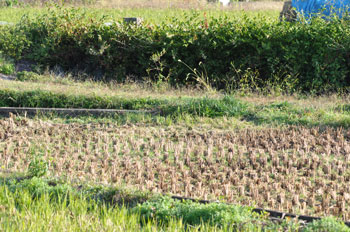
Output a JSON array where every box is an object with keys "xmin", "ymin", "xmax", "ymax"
[
  {"xmin": 0, "ymin": 177, "xmax": 349, "ymax": 231},
  {"xmin": 0, "ymin": 185, "xmax": 170, "ymax": 231}
]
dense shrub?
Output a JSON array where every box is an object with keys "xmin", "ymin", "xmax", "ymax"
[{"xmin": 2, "ymin": 6, "xmax": 350, "ymax": 93}]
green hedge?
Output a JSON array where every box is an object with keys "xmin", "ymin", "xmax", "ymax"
[{"xmin": 1, "ymin": 7, "xmax": 350, "ymax": 93}]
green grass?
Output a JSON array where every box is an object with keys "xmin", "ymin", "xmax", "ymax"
[
  {"xmin": 0, "ymin": 6, "xmax": 279, "ymax": 24},
  {"xmin": 2, "ymin": 78, "xmax": 350, "ymax": 128},
  {"xmin": 0, "ymin": 88, "xmax": 248, "ymax": 118},
  {"xmin": 0, "ymin": 79, "xmax": 249, "ymax": 118},
  {"xmin": 0, "ymin": 175, "xmax": 267, "ymax": 231},
  {"xmin": 1, "ymin": 174, "xmax": 348, "ymax": 231},
  {"xmin": 246, "ymin": 100, "xmax": 350, "ymax": 128},
  {"xmin": 0, "ymin": 185, "xmax": 173, "ymax": 231}
]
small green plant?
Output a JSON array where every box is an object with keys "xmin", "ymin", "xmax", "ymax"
[
  {"xmin": 16, "ymin": 71, "xmax": 41, "ymax": 81},
  {"xmin": 0, "ymin": 52, "xmax": 15, "ymax": 75},
  {"xmin": 0, "ymin": 63, "xmax": 15, "ymax": 75},
  {"xmin": 179, "ymin": 59, "xmax": 215, "ymax": 93},
  {"xmin": 229, "ymin": 64, "xmax": 262, "ymax": 94},
  {"xmin": 147, "ymin": 49, "xmax": 170, "ymax": 89},
  {"xmin": 27, "ymin": 155, "xmax": 48, "ymax": 178}
]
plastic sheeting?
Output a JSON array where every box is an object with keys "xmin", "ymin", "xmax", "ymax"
[{"xmin": 292, "ymin": 0, "xmax": 350, "ymax": 19}]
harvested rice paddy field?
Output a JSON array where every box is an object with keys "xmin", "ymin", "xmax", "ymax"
[{"xmin": 2, "ymin": 115, "xmax": 350, "ymax": 219}]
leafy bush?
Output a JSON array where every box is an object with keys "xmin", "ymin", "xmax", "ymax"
[
  {"xmin": 0, "ymin": 53, "xmax": 15, "ymax": 74},
  {"xmin": 16, "ymin": 71, "xmax": 41, "ymax": 81},
  {"xmin": 0, "ymin": 63, "xmax": 15, "ymax": 74},
  {"xmin": 1, "ymin": 6, "xmax": 350, "ymax": 93}
]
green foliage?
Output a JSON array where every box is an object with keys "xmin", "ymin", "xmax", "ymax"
[
  {"xmin": 0, "ymin": 183, "xmax": 264, "ymax": 232},
  {"xmin": 6, "ymin": 177, "xmax": 72, "ymax": 200},
  {"xmin": 16, "ymin": 71, "xmax": 41, "ymax": 81},
  {"xmin": 0, "ymin": 53, "xmax": 15, "ymax": 74},
  {"xmin": 82, "ymin": 185, "xmax": 152, "ymax": 208},
  {"xmin": 303, "ymin": 217, "xmax": 350, "ymax": 232},
  {"xmin": 0, "ymin": 63, "xmax": 14, "ymax": 74},
  {"xmin": 0, "ymin": 0, "xmax": 96, "ymax": 7},
  {"xmin": 1, "ymin": 6, "xmax": 350, "ymax": 93},
  {"xmin": 0, "ymin": 24, "xmax": 29, "ymax": 59},
  {"xmin": 164, "ymin": 95, "xmax": 248, "ymax": 117},
  {"xmin": 135, "ymin": 196, "xmax": 264, "ymax": 228},
  {"xmin": 27, "ymin": 156, "xmax": 48, "ymax": 178}
]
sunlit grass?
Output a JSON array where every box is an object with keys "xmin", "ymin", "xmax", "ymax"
[
  {"xmin": 0, "ymin": 176, "xmax": 348, "ymax": 231},
  {"xmin": 0, "ymin": 6, "xmax": 279, "ymax": 24},
  {"xmin": 2, "ymin": 77, "xmax": 350, "ymax": 128}
]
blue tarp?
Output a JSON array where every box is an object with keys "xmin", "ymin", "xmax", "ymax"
[{"xmin": 292, "ymin": 0, "xmax": 350, "ymax": 19}]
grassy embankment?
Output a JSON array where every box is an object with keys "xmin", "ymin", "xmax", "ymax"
[{"xmin": 1, "ymin": 77, "xmax": 350, "ymax": 128}]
